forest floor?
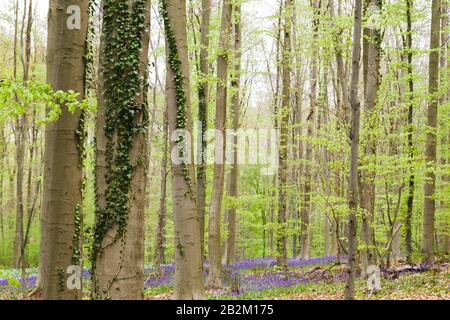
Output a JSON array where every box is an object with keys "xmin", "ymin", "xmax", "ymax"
[
  {"xmin": 1, "ymin": 257, "xmax": 448, "ymax": 300},
  {"xmin": 145, "ymin": 258, "xmax": 449, "ymax": 300}
]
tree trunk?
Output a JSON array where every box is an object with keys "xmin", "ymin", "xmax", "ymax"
[
  {"xmin": 155, "ymin": 106, "xmax": 169, "ymax": 275},
  {"xmin": 359, "ymin": 0, "xmax": 382, "ymax": 269},
  {"xmin": 345, "ymin": 0, "xmax": 363, "ymax": 300},
  {"xmin": 41, "ymin": 0, "xmax": 88, "ymax": 299},
  {"xmin": 13, "ymin": 116, "xmax": 25, "ymax": 269},
  {"xmin": 22, "ymin": 0, "xmax": 33, "ymax": 82},
  {"xmin": 161, "ymin": 0, "xmax": 205, "ymax": 299},
  {"xmin": 423, "ymin": 0, "xmax": 441, "ymax": 263},
  {"xmin": 14, "ymin": 0, "xmax": 33, "ymax": 272},
  {"xmin": 92, "ymin": 0, "xmax": 150, "ymax": 300},
  {"xmin": 13, "ymin": 0, "xmax": 18, "ymax": 80},
  {"xmin": 362, "ymin": 0, "xmax": 369, "ymax": 97},
  {"xmin": 225, "ymin": 2, "xmax": 241, "ymax": 267},
  {"xmin": 277, "ymin": 0, "xmax": 292, "ymax": 269},
  {"xmin": 300, "ymin": 0, "xmax": 320, "ymax": 261},
  {"xmin": 145, "ymin": 92, "xmax": 157, "ymax": 212},
  {"xmin": 391, "ymin": 220, "xmax": 401, "ymax": 260},
  {"xmin": 329, "ymin": 0, "xmax": 350, "ymax": 122},
  {"xmin": 270, "ymin": 3, "xmax": 283, "ymax": 259},
  {"xmin": 0, "ymin": 127, "xmax": 5, "ymax": 262},
  {"xmin": 320, "ymin": 64, "xmax": 331, "ymax": 257},
  {"xmin": 207, "ymin": 0, "xmax": 232, "ymax": 288},
  {"xmin": 440, "ymin": 2, "xmax": 449, "ymax": 255},
  {"xmin": 21, "ymin": 109, "xmax": 37, "ymax": 278},
  {"xmin": 292, "ymin": 3, "xmax": 304, "ymax": 258},
  {"xmin": 405, "ymin": 0, "xmax": 415, "ymax": 263},
  {"xmin": 196, "ymin": 0, "xmax": 211, "ymax": 266}
]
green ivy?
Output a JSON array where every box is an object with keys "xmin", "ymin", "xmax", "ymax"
[
  {"xmin": 72, "ymin": 203, "xmax": 82, "ymax": 266},
  {"xmin": 91, "ymin": 0, "xmax": 149, "ymax": 297},
  {"xmin": 159, "ymin": 0, "xmax": 198, "ymax": 258},
  {"xmin": 159, "ymin": 0, "xmax": 196, "ymax": 198},
  {"xmin": 56, "ymin": 267, "xmax": 65, "ymax": 294}
]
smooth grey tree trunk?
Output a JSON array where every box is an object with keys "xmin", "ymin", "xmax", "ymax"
[
  {"xmin": 41, "ymin": 0, "xmax": 88, "ymax": 299},
  {"xmin": 405, "ymin": 0, "xmax": 415, "ymax": 264},
  {"xmin": 345, "ymin": 0, "xmax": 363, "ymax": 300},
  {"xmin": 423, "ymin": 0, "xmax": 441, "ymax": 263},
  {"xmin": 277, "ymin": 0, "xmax": 293, "ymax": 269},
  {"xmin": 161, "ymin": 0, "xmax": 205, "ymax": 299},
  {"xmin": 196, "ymin": 0, "xmax": 211, "ymax": 266},
  {"xmin": 208, "ymin": 0, "xmax": 232, "ymax": 288},
  {"xmin": 225, "ymin": 2, "xmax": 241, "ymax": 266},
  {"xmin": 155, "ymin": 107, "xmax": 169, "ymax": 275}
]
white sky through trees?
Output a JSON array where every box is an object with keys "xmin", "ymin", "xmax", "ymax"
[{"xmin": 0, "ymin": 0, "xmax": 433, "ymax": 114}]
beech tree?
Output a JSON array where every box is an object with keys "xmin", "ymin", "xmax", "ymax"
[
  {"xmin": 404, "ymin": 0, "xmax": 415, "ymax": 263},
  {"xmin": 345, "ymin": 0, "xmax": 363, "ymax": 300},
  {"xmin": 299, "ymin": 0, "xmax": 321, "ymax": 261},
  {"xmin": 40, "ymin": 0, "xmax": 88, "ymax": 299},
  {"xmin": 196, "ymin": 0, "xmax": 211, "ymax": 264},
  {"xmin": 423, "ymin": 0, "xmax": 441, "ymax": 263},
  {"xmin": 91, "ymin": 0, "xmax": 151, "ymax": 300},
  {"xmin": 160, "ymin": 0, "xmax": 205, "ymax": 299},
  {"xmin": 359, "ymin": 0, "xmax": 382, "ymax": 269},
  {"xmin": 277, "ymin": 0, "xmax": 293, "ymax": 268},
  {"xmin": 207, "ymin": 0, "xmax": 233, "ymax": 288},
  {"xmin": 224, "ymin": 1, "xmax": 242, "ymax": 266}
]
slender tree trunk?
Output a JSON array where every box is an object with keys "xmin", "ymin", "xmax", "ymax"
[
  {"xmin": 93, "ymin": 0, "xmax": 107, "ymax": 298},
  {"xmin": 155, "ymin": 107, "xmax": 169, "ymax": 275},
  {"xmin": 13, "ymin": 116, "xmax": 25, "ymax": 269},
  {"xmin": 225, "ymin": 3, "xmax": 241, "ymax": 267},
  {"xmin": 161, "ymin": 0, "xmax": 205, "ymax": 299},
  {"xmin": 26, "ymin": 109, "xmax": 37, "ymax": 230},
  {"xmin": 300, "ymin": 0, "xmax": 320, "ymax": 261},
  {"xmin": 320, "ymin": 65, "xmax": 331, "ymax": 257},
  {"xmin": 423, "ymin": 0, "xmax": 441, "ymax": 263},
  {"xmin": 92, "ymin": 0, "xmax": 150, "ymax": 300},
  {"xmin": 23, "ymin": 114, "xmax": 37, "ymax": 279},
  {"xmin": 440, "ymin": 2, "xmax": 449, "ymax": 255},
  {"xmin": 196, "ymin": 0, "xmax": 211, "ymax": 266},
  {"xmin": 292, "ymin": 4, "xmax": 304, "ymax": 258},
  {"xmin": 323, "ymin": 218, "xmax": 330, "ymax": 257},
  {"xmin": 13, "ymin": 0, "xmax": 18, "ymax": 80},
  {"xmin": 208, "ymin": 0, "xmax": 232, "ymax": 288},
  {"xmin": 331, "ymin": 217, "xmax": 337, "ymax": 256},
  {"xmin": 16, "ymin": 0, "xmax": 34, "ymax": 275},
  {"xmin": 362, "ymin": 0, "xmax": 369, "ymax": 97},
  {"xmin": 41, "ymin": 0, "xmax": 88, "ymax": 299},
  {"xmin": 405, "ymin": 0, "xmax": 415, "ymax": 263},
  {"xmin": 0, "ymin": 127, "xmax": 5, "ymax": 262},
  {"xmin": 146, "ymin": 32, "xmax": 164, "ymax": 214},
  {"xmin": 7, "ymin": 156, "xmax": 15, "ymax": 218},
  {"xmin": 359, "ymin": 0, "xmax": 382, "ymax": 268},
  {"xmin": 23, "ymin": 0, "xmax": 33, "ymax": 82},
  {"xmin": 329, "ymin": 0, "xmax": 350, "ymax": 122},
  {"xmin": 270, "ymin": 3, "xmax": 283, "ymax": 258},
  {"xmin": 14, "ymin": 0, "xmax": 33, "ymax": 272},
  {"xmin": 277, "ymin": 0, "xmax": 292, "ymax": 269},
  {"xmin": 345, "ymin": 0, "xmax": 363, "ymax": 300},
  {"xmin": 145, "ymin": 95, "xmax": 157, "ymax": 211},
  {"xmin": 269, "ymin": 176, "xmax": 276, "ymax": 255},
  {"xmin": 330, "ymin": 0, "xmax": 347, "ymax": 260}
]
